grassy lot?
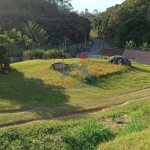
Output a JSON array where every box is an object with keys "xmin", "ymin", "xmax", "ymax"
[
  {"xmin": 0, "ymin": 96, "xmax": 150, "ymax": 149},
  {"xmin": 98, "ymin": 129, "xmax": 150, "ymax": 150},
  {"xmin": 97, "ymin": 98, "xmax": 150, "ymax": 150},
  {"xmin": 0, "ymin": 59, "xmax": 149, "ymax": 109},
  {"xmin": 0, "ymin": 58, "xmax": 150, "ymax": 149}
]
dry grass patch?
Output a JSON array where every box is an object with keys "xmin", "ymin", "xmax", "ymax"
[{"xmin": 68, "ymin": 59, "xmax": 128, "ymax": 80}]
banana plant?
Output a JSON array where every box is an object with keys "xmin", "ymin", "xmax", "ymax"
[
  {"xmin": 139, "ymin": 42, "xmax": 149, "ymax": 51},
  {"xmin": 125, "ymin": 40, "xmax": 134, "ymax": 49}
]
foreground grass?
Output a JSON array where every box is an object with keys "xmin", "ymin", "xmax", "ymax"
[
  {"xmin": 0, "ymin": 96, "xmax": 150, "ymax": 149},
  {"xmin": 0, "ymin": 119, "xmax": 115, "ymax": 150},
  {"xmin": 98, "ymin": 129, "xmax": 150, "ymax": 150}
]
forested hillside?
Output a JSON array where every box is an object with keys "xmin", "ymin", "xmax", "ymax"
[
  {"xmin": 91, "ymin": 0, "xmax": 150, "ymax": 48},
  {"xmin": 0, "ymin": 0, "xmax": 91, "ymax": 44}
]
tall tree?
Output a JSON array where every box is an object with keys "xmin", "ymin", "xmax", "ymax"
[
  {"xmin": 34, "ymin": 28, "xmax": 49, "ymax": 47},
  {"xmin": 0, "ymin": 29, "xmax": 13, "ymax": 70},
  {"xmin": 23, "ymin": 21, "xmax": 38, "ymax": 40}
]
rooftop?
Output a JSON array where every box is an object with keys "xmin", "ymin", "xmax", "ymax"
[
  {"xmin": 122, "ymin": 49, "xmax": 150, "ymax": 64},
  {"xmin": 99, "ymin": 48, "xmax": 124, "ymax": 56}
]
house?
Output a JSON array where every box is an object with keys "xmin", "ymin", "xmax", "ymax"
[
  {"xmin": 99, "ymin": 48, "xmax": 124, "ymax": 60},
  {"xmin": 122, "ymin": 49, "xmax": 150, "ymax": 64}
]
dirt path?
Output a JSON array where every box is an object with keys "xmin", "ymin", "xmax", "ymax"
[
  {"xmin": 1, "ymin": 87, "xmax": 150, "ymax": 114},
  {"xmin": 0, "ymin": 87, "xmax": 150, "ymax": 129}
]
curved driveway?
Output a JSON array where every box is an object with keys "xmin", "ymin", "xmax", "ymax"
[
  {"xmin": 79, "ymin": 37, "xmax": 111, "ymax": 57},
  {"xmin": 89, "ymin": 37, "xmax": 102, "ymax": 55}
]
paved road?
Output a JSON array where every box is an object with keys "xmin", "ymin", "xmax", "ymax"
[
  {"xmin": 89, "ymin": 37, "xmax": 102, "ymax": 55},
  {"xmin": 79, "ymin": 37, "xmax": 111, "ymax": 58}
]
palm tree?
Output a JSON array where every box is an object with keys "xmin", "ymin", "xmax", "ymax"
[
  {"xmin": 23, "ymin": 21, "xmax": 49, "ymax": 49},
  {"xmin": 4, "ymin": 28, "xmax": 32, "ymax": 56},
  {"xmin": 4, "ymin": 28, "xmax": 22, "ymax": 57},
  {"xmin": 23, "ymin": 21, "xmax": 39, "ymax": 49},
  {"xmin": 34, "ymin": 28, "xmax": 49, "ymax": 47}
]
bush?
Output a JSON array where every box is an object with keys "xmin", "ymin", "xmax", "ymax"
[
  {"xmin": 44, "ymin": 49, "xmax": 62, "ymax": 59},
  {"xmin": 54, "ymin": 50, "xmax": 62, "ymax": 58},
  {"xmin": 23, "ymin": 50, "xmax": 34, "ymax": 60},
  {"xmin": 62, "ymin": 120, "xmax": 115, "ymax": 150},
  {"xmin": 24, "ymin": 49, "xmax": 44, "ymax": 59},
  {"xmin": 43, "ymin": 49, "xmax": 55, "ymax": 59},
  {"xmin": 33, "ymin": 49, "xmax": 44, "ymax": 59},
  {"xmin": 44, "ymin": 50, "xmax": 51, "ymax": 59},
  {"xmin": 24, "ymin": 49, "xmax": 64, "ymax": 60}
]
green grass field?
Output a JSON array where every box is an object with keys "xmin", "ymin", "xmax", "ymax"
[{"xmin": 0, "ymin": 58, "xmax": 150, "ymax": 149}]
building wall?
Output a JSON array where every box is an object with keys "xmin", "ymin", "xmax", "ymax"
[{"xmin": 101, "ymin": 55, "xmax": 111, "ymax": 60}]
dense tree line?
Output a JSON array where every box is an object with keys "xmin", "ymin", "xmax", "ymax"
[
  {"xmin": 91, "ymin": 0, "xmax": 150, "ymax": 48},
  {"xmin": 77, "ymin": 8, "xmax": 99, "ymax": 19},
  {"xmin": 0, "ymin": 0, "xmax": 91, "ymax": 45},
  {"xmin": 0, "ymin": 0, "xmax": 91, "ymax": 72}
]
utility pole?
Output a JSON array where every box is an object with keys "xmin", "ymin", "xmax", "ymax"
[
  {"xmin": 65, "ymin": 36, "xmax": 66, "ymax": 52},
  {"xmin": 102, "ymin": 40, "xmax": 104, "ymax": 49},
  {"xmin": 60, "ymin": 43, "xmax": 61, "ymax": 51},
  {"xmin": 85, "ymin": 35, "xmax": 86, "ymax": 51},
  {"xmin": 62, "ymin": 43, "xmax": 65, "ymax": 70}
]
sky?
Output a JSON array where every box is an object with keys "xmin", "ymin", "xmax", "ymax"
[{"xmin": 71, "ymin": 0, "xmax": 125, "ymax": 13}]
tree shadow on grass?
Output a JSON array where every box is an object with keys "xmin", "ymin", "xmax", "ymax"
[
  {"xmin": 131, "ymin": 66, "xmax": 150, "ymax": 73},
  {"xmin": 0, "ymin": 67, "xmax": 82, "ymax": 118},
  {"xmin": 99, "ymin": 65, "xmax": 150, "ymax": 90}
]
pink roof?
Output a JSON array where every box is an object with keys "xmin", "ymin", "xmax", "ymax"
[{"xmin": 122, "ymin": 49, "xmax": 150, "ymax": 64}]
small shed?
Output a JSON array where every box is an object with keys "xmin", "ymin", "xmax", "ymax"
[
  {"xmin": 122, "ymin": 49, "xmax": 150, "ymax": 64},
  {"xmin": 99, "ymin": 48, "xmax": 124, "ymax": 60}
]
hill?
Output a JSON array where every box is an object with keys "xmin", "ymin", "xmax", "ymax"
[{"xmin": 0, "ymin": 59, "xmax": 150, "ymax": 149}]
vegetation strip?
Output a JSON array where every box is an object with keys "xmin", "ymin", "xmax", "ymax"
[
  {"xmin": 0, "ymin": 87, "xmax": 150, "ymax": 114},
  {"xmin": 0, "ymin": 95, "xmax": 149, "ymax": 129}
]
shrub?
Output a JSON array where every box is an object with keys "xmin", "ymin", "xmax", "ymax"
[
  {"xmin": 24, "ymin": 49, "xmax": 64, "ymax": 60},
  {"xmin": 23, "ymin": 50, "xmax": 34, "ymax": 60},
  {"xmin": 54, "ymin": 49, "xmax": 62, "ymax": 58},
  {"xmin": 33, "ymin": 49, "xmax": 44, "ymax": 59},
  {"xmin": 43, "ymin": 50, "xmax": 51, "ymax": 59},
  {"xmin": 62, "ymin": 120, "xmax": 115, "ymax": 150},
  {"xmin": 24, "ymin": 49, "xmax": 44, "ymax": 59},
  {"xmin": 44, "ymin": 49, "xmax": 62, "ymax": 59}
]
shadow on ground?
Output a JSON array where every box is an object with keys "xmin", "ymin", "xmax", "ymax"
[
  {"xmin": 0, "ymin": 67, "xmax": 82, "ymax": 119},
  {"xmin": 131, "ymin": 66, "xmax": 150, "ymax": 73}
]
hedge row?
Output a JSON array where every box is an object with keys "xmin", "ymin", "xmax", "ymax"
[{"xmin": 23, "ymin": 49, "xmax": 64, "ymax": 59}]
